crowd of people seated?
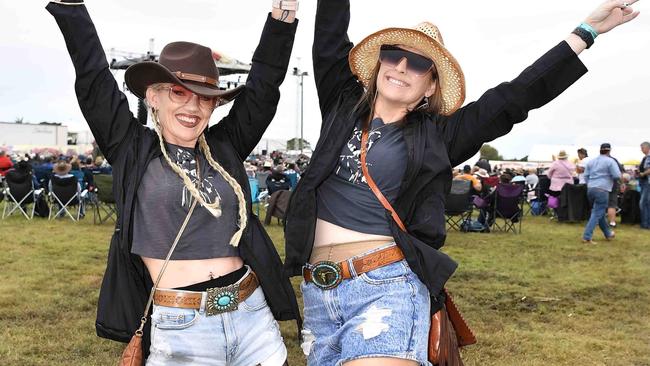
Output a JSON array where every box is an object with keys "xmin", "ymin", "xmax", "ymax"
[{"xmin": 450, "ymin": 145, "xmax": 648, "ymax": 233}]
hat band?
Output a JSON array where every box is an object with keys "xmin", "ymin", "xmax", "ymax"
[{"xmin": 174, "ymin": 71, "xmax": 218, "ymax": 87}]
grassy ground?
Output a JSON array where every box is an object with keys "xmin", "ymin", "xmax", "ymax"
[{"xmin": 1, "ymin": 208, "xmax": 649, "ymax": 366}]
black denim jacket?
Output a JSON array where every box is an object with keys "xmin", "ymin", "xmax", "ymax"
[
  {"xmin": 47, "ymin": 2, "xmax": 301, "ymax": 352},
  {"xmin": 284, "ymin": 0, "xmax": 588, "ymax": 311}
]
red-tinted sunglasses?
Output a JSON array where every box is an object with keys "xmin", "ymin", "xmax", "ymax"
[{"xmin": 379, "ymin": 45, "xmax": 436, "ymax": 77}]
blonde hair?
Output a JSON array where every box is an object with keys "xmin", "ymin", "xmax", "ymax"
[{"xmin": 150, "ymin": 107, "xmax": 247, "ymax": 246}]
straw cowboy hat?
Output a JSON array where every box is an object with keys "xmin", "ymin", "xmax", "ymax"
[
  {"xmin": 125, "ymin": 41, "xmax": 243, "ymax": 106},
  {"xmin": 557, "ymin": 150, "xmax": 569, "ymax": 160},
  {"xmin": 349, "ymin": 22, "xmax": 466, "ymax": 115},
  {"xmin": 53, "ymin": 161, "xmax": 72, "ymax": 175}
]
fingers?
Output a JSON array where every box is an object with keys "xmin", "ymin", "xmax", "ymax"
[
  {"xmin": 606, "ymin": 0, "xmax": 638, "ymax": 11},
  {"xmin": 621, "ymin": 10, "xmax": 641, "ymax": 23}
]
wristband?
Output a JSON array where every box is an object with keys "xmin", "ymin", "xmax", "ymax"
[
  {"xmin": 272, "ymin": 0, "xmax": 299, "ymax": 11},
  {"xmin": 572, "ymin": 27, "xmax": 594, "ymax": 49},
  {"xmin": 578, "ymin": 22, "xmax": 599, "ymax": 39}
]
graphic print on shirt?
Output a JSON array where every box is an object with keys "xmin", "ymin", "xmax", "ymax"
[
  {"xmin": 336, "ymin": 124, "xmax": 383, "ymax": 185},
  {"xmin": 173, "ymin": 148, "xmax": 221, "ymax": 208}
]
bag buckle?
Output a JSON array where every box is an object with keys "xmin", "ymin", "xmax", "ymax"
[
  {"xmin": 310, "ymin": 261, "xmax": 343, "ymax": 290},
  {"xmin": 205, "ymin": 283, "xmax": 240, "ymax": 316}
]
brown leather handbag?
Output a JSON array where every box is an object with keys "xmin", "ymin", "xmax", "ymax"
[{"xmin": 360, "ymin": 125, "xmax": 476, "ymax": 366}]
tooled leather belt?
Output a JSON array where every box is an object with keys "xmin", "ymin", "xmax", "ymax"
[
  {"xmin": 153, "ymin": 271, "xmax": 259, "ymax": 316},
  {"xmin": 302, "ymin": 245, "xmax": 405, "ymax": 290}
]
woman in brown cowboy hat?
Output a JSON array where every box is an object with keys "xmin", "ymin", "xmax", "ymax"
[
  {"xmin": 47, "ymin": 0, "xmax": 300, "ymax": 364},
  {"xmin": 283, "ymin": 0, "xmax": 640, "ymax": 365}
]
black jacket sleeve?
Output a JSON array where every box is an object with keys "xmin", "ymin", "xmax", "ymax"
[
  {"xmin": 440, "ymin": 41, "xmax": 588, "ymax": 167},
  {"xmin": 209, "ymin": 15, "xmax": 298, "ymax": 161},
  {"xmin": 312, "ymin": 0, "xmax": 358, "ymax": 119},
  {"xmin": 47, "ymin": 3, "xmax": 140, "ymax": 164}
]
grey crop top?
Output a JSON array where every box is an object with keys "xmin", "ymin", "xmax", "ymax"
[
  {"xmin": 317, "ymin": 117, "xmax": 407, "ymax": 236},
  {"xmin": 131, "ymin": 143, "xmax": 240, "ymax": 260}
]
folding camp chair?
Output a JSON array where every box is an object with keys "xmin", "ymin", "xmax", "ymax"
[
  {"xmin": 92, "ymin": 174, "xmax": 117, "ymax": 224},
  {"xmin": 49, "ymin": 176, "xmax": 83, "ymax": 221},
  {"xmin": 445, "ymin": 179, "xmax": 473, "ymax": 231},
  {"xmin": 249, "ymin": 177, "xmax": 261, "ymax": 216},
  {"xmin": 2, "ymin": 170, "xmax": 36, "ymax": 219},
  {"xmin": 491, "ymin": 183, "xmax": 525, "ymax": 233}
]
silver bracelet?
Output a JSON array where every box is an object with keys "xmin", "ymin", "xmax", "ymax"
[
  {"xmin": 49, "ymin": 1, "xmax": 85, "ymax": 5},
  {"xmin": 272, "ymin": 0, "xmax": 299, "ymax": 11}
]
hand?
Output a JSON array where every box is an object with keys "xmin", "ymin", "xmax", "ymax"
[{"xmin": 584, "ymin": 0, "xmax": 641, "ymax": 34}]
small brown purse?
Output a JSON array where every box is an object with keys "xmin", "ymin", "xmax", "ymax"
[{"xmin": 360, "ymin": 124, "xmax": 476, "ymax": 366}]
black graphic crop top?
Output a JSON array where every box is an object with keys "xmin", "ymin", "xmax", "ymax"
[
  {"xmin": 131, "ymin": 143, "xmax": 240, "ymax": 260},
  {"xmin": 317, "ymin": 117, "xmax": 407, "ymax": 236}
]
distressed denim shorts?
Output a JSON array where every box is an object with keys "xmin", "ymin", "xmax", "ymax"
[
  {"xmin": 146, "ymin": 286, "xmax": 287, "ymax": 366},
  {"xmin": 301, "ymin": 244, "xmax": 432, "ymax": 366}
]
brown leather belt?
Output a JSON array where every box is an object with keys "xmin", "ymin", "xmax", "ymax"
[
  {"xmin": 154, "ymin": 271, "xmax": 259, "ymax": 316},
  {"xmin": 303, "ymin": 245, "xmax": 405, "ymax": 290}
]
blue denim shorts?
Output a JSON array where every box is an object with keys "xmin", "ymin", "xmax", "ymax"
[
  {"xmin": 146, "ymin": 286, "xmax": 287, "ymax": 366},
  {"xmin": 301, "ymin": 244, "xmax": 432, "ymax": 366}
]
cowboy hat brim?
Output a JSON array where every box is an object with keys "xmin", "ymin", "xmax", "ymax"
[
  {"xmin": 349, "ymin": 27, "xmax": 465, "ymax": 116},
  {"xmin": 124, "ymin": 61, "xmax": 244, "ymax": 106}
]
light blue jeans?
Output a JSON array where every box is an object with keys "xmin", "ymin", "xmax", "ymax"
[
  {"xmin": 146, "ymin": 287, "xmax": 287, "ymax": 366},
  {"xmin": 300, "ymin": 244, "xmax": 432, "ymax": 366},
  {"xmin": 583, "ymin": 187, "xmax": 613, "ymax": 241},
  {"xmin": 640, "ymin": 183, "xmax": 650, "ymax": 229}
]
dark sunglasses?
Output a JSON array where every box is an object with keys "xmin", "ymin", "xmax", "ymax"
[{"xmin": 379, "ymin": 45, "xmax": 436, "ymax": 77}]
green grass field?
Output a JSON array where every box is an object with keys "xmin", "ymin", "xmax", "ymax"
[{"xmin": 1, "ymin": 208, "xmax": 649, "ymax": 366}]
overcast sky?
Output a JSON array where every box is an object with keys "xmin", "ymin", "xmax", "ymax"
[{"xmin": 1, "ymin": 0, "xmax": 648, "ymax": 159}]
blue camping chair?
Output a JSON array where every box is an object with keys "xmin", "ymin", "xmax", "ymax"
[{"xmin": 248, "ymin": 177, "xmax": 260, "ymax": 216}]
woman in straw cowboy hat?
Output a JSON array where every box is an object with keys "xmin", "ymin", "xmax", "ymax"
[
  {"xmin": 47, "ymin": 0, "xmax": 301, "ymax": 364},
  {"xmin": 547, "ymin": 149, "xmax": 577, "ymax": 196},
  {"xmin": 283, "ymin": 0, "xmax": 639, "ymax": 365}
]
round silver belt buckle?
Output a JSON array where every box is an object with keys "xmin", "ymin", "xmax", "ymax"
[{"xmin": 311, "ymin": 261, "xmax": 343, "ymax": 290}]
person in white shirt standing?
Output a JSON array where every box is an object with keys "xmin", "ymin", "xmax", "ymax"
[{"xmin": 576, "ymin": 148, "xmax": 591, "ymax": 184}]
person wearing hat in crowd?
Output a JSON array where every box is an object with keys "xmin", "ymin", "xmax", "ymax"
[
  {"xmin": 599, "ymin": 143, "xmax": 625, "ymax": 227},
  {"xmin": 547, "ymin": 150, "xmax": 577, "ymax": 198},
  {"xmin": 282, "ymin": 0, "xmax": 640, "ymax": 364},
  {"xmin": 582, "ymin": 143, "xmax": 622, "ymax": 244},
  {"xmin": 639, "ymin": 141, "xmax": 650, "ymax": 229},
  {"xmin": 48, "ymin": 0, "xmax": 300, "ymax": 364}
]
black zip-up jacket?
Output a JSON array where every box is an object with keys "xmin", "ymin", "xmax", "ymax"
[
  {"xmin": 47, "ymin": 2, "xmax": 301, "ymax": 352},
  {"xmin": 284, "ymin": 0, "xmax": 588, "ymax": 311}
]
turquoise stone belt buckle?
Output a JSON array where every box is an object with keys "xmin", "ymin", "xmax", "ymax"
[
  {"xmin": 206, "ymin": 283, "xmax": 240, "ymax": 316},
  {"xmin": 311, "ymin": 261, "xmax": 343, "ymax": 290}
]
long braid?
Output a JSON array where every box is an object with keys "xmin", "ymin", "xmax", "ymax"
[
  {"xmin": 198, "ymin": 134, "xmax": 248, "ymax": 246},
  {"xmin": 151, "ymin": 107, "xmax": 247, "ymax": 246},
  {"xmin": 151, "ymin": 109, "xmax": 223, "ymax": 218}
]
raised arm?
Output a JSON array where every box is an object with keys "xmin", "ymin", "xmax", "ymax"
[
  {"xmin": 312, "ymin": 0, "xmax": 357, "ymax": 116},
  {"xmin": 440, "ymin": 0, "xmax": 640, "ymax": 167},
  {"xmin": 47, "ymin": 1, "xmax": 140, "ymax": 164},
  {"xmin": 209, "ymin": 6, "xmax": 298, "ymax": 161}
]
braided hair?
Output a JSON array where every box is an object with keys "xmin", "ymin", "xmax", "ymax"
[{"xmin": 150, "ymin": 106, "xmax": 248, "ymax": 247}]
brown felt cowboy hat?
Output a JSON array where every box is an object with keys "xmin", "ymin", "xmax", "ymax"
[
  {"xmin": 349, "ymin": 22, "xmax": 465, "ymax": 116},
  {"xmin": 125, "ymin": 41, "xmax": 243, "ymax": 106},
  {"xmin": 53, "ymin": 161, "xmax": 72, "ymax": 175}
]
